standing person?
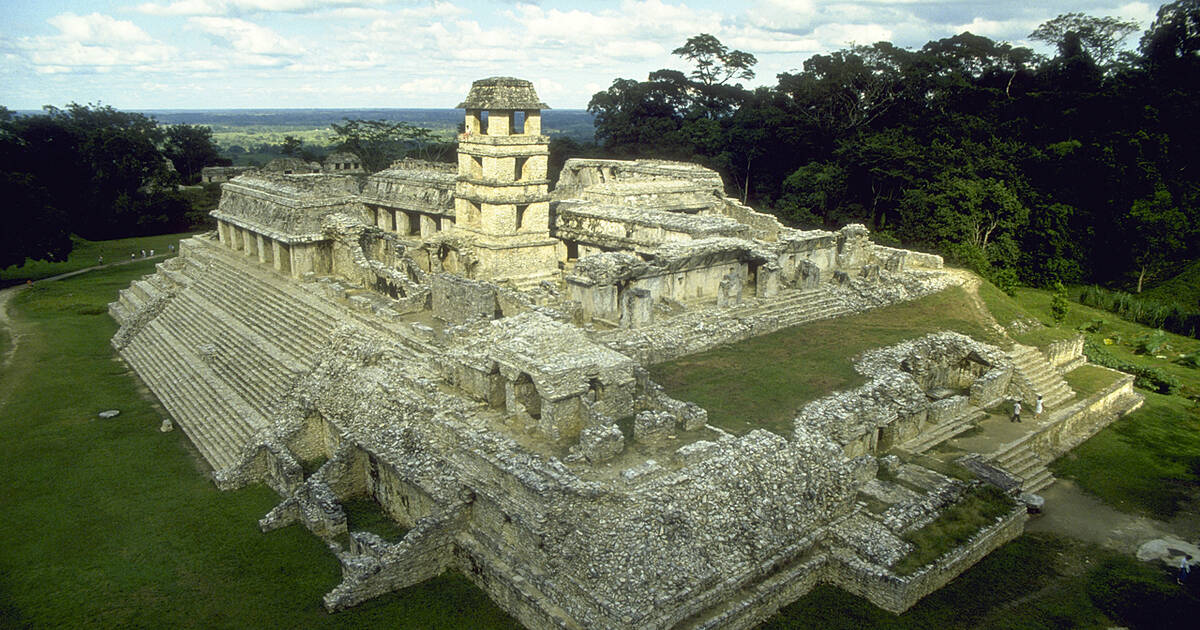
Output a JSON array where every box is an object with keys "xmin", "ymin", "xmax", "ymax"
[
  {"xmin": 1011, "ymin": 400, "xmax": 1022, "ymax": 423},
  {"xmin": 97, "ymin": 255, "xmax": 103, "ymax": 265},
  {"xmin": 131, "ymin": 252, "xmax": 135, "ymax": 260},
  {"xmin": 141, "ymin": 249, "xmax": 146, "ymax": 258},
  {"xmin": 1035, "ymin": 394, "xmax": 1044, "ymax": 419},
  {"xmin": 1180, "ymin": 555, "xmax": 1192, "ymax": 585},
  {"xmin": 149, "ymin": 249, "xmax": 154, "ymax": 257}
]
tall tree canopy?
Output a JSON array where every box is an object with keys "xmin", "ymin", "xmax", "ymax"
[{"xmin": 586, "ymin": 10, "xmax": 1199, "ymax": 293}]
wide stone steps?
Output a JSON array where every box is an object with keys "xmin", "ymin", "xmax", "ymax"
[
  {"xmin": 992, "ymin": 443, "xmax": 1055, "ymax": 494},
  {"xmin": 1010, "ymin": 346, "xmax": 1075, "ymax": 409},
  {"xmin": 158, "ymin": 291, "xmax": 299, "ymax": 420},
  {"xmin": 189, "ymin": 262, "xmax": 335, "ymax": 367},
  {"xmin": 899, "ymin": 406, "xmax": 987, "ymax": 454},
  {"xmin": 120, "ymin": 323, "xmax": 264, "ymax": 471}
]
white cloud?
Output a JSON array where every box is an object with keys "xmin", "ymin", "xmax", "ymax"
[
  {"xmin": 135, "ymin": 0, "xmax": 392, "ymax": 17},
  {"xmin": 188, "ymin": 16, "xmax": 304, "ymax": 55},
  {"xmin": 18, "ymin": 12, "xmax": 174, "ymax": 72}
]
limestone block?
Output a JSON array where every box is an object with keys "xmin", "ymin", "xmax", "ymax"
[
  {"xmin": 634, "ymin": 410, "xmax": 674, "ymax": 444},
  {"xmin": 431, "ymin": 274, "xmax": 498, "ymax": 324},
  {"xmin": 679, "ymin": 402, "xmax": 708, "ymax": 431},
  {"xmin": 622, "ymin": 288, "xmax": 653, "ymax": 328},
  {"xmin": 798, "ymin": 260, "xmax": 821, "ymax": 289},
  {"xmin": 832, "ymin": 270, "xmax": 851, "ymax": 285},
  {"xmin": 859, "ymin": 264, "xmax": 881, "ymax": 282},
  {"xmin": 577, "ymin": 424, "xmax": 624, "ymax": 463}
]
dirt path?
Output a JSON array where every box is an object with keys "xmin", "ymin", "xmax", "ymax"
[{"xmin": 1028, "ymin": 479, "xmax": 1196, "ymax": 555}]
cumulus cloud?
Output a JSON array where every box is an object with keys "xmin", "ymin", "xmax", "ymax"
[
  {"xmin": 18, "ymin": 12, "xmax": 174, "ymax": 73},
  {"xmin": 188, "ymin": 16, "xmax": 304, "ymax": 55}
]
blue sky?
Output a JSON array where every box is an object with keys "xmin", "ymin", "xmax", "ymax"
[{"xmin": 0, "ymin": 0, "xmax": 1161, "ymax": 110}]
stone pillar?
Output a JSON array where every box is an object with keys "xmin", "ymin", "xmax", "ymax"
[
  {"xmin": 242, "ymin": 228, "xmax": 256, "ymax": 257},
  {"xmin": 717, "ymin": 271, "xmax": 743, "ymax": 307},
  {"xmin": 217, "ymin": 221, "xmax": 228, "ymax": 247},
  {"xmin": 798, "ymin": 260, "xmax": 821, "ymax": 290},
  {"xmin": 272, "ymin": 241, "xmax": 288, "ymax": 273},
  {"xmin": 420, "ymin": 214, "xmax": 436, "ymax": 237},
  {"xmin": 257, "ymin": 234, "xmax": 270, "ymax": 264},
  {"xmin": 757, "ymin": 263, "xmax": 781, "ymax": 298},
  {"xmin": 622, "ymin": 288, "xmax": 653, "ymax": 328}
]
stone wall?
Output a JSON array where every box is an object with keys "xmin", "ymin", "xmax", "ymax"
[
  {"xmin": 1001, "ymin": 370, "xmax": 1141, "ymax": 466},
  {"xmin": 825, "ymin": 506, "xmax": 1027, "ymax": 613},
  {"xmin": 1044, "ymin": 335, "xmax": 1086, "ymax": 373}
]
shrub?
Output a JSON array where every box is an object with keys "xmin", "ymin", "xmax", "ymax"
[{"xmin": 1084, "ymin": 341, "xmax": 1181, "ymax": 394}]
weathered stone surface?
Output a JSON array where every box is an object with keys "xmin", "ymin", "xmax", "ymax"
[
  {"xmin": 577, "ymin": 424, "xmax": 625, "ymax": 463},
  {"xmin": 97, "ymin": 409, "xmax": 120, "ymax": 419},
  {"xmin": 106, "ymin": 77, "xmax": 1143, "ymax": 630},
  {"xmin": 633, "ymin": 410, "xmax": 674, "ymax": 444}
]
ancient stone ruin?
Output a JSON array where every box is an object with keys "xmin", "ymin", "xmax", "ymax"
[{"xmin": 111, "ymin": 77, "xmax": 1143, "ymax": 629}]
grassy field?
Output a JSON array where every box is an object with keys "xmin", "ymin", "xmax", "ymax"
[
  {"xmin": 767, "ymin": 533, "xmax": 1198, "ymax": 629},
  {"xmin": 0, "ymin": 262, "xmax": 517, "ymax": 629},
  {"xmin": 0, "ymin": 231, "xmax": 205, "ymax": 287},
  {"xmin": 650, "ymin": 286, "xmax": 999, "ymax": 435}
]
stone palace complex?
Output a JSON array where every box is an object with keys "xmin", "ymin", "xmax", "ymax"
[{"xmin": 111, "ymin": 78, "xmax": 1142, "ymax": 629}]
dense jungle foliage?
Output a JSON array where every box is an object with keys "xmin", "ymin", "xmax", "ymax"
[{"xmin": 582, "ymin": 3, "xmax": 1200, "ymax": 298}]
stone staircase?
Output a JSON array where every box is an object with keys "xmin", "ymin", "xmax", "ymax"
[
  {"xmin": 990, "ymin": 440, "xmax": 1055, "ymax": 493},
  {"xmin": 1008, "ymin": 345, "xmax": 1075, "ymax": 410},
  {"xmin": 899, "ymin": 406, "xmax": 988, "ymax": 454},
  {"xmin": 734, "ymin": 287, "xmax": 851, "ymax": 329},
  {"xmin": 113, "ymin": 246, "xmax": 350, "ymax": 473}
]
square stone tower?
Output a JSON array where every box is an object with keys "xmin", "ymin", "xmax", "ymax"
[{"xmin": 454, "ymin": 77, "xmax": 561, "ymax": 285}]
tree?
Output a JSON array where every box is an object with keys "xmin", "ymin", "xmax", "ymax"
[
  {"xmin": 671, "ymin": 34, "xmax": 756, "ymax": 86},
  {"xmin": 0, "ymin": 171, "xmax": 71, "ymax": 269},
  {"xmin": 1051, "ymin": 282, "xmax": 1070, "ymax": 325},
  {"xmin": 1030, "ymin": 12, "xmax": 1141, "ymax": 70},
  {"xmin": 330, "ymin": 119, "xmax": 441, "ymax": 173},
  {"xmin": 280, "ymin": 135, "xmax": 303, "ymax": 157},
  {"xmin": 163, "ymin": 124, "xmax": 223, "ymax": 184}
]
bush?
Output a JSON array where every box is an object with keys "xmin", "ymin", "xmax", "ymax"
[
  {"xmin": 1133, "ymin": 329, "xmax": 1170, "ymax": 355},
  {"xmin": 991, "ymin": 267, "xmax": 1019, "ymax": 297},
  {"xmin": 1084, "ymin": 341, "xmax": 1181, "ymax": 394}
]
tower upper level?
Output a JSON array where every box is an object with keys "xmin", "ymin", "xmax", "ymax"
[{"xmin": 457, "ymin": 77, "xmax": 549, "ymax": 137}]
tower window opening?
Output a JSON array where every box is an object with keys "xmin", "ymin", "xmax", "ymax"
[
  {"xmin": 515, "ymin": 204, "xmax": 529, "ymax": 230},
  {"xmin": 513, "ymin": 111, "xmax": 526, "ymax": 134},
  {"xmin": 514, "ymin": 156, "xmax": 528, "ymax": 181}
]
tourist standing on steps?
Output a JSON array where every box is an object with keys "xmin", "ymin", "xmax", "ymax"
[
  {"xmin": 1180, "ymin": 555, "xmax": 1192, "ymax": 584},
  {"xmin": 1011, "ymin": 400, "xmax": 1022, "ymax": 423},
  {"xmin": 1035, "ymin": 394, "xmax": 1043, "ymax": 419}
]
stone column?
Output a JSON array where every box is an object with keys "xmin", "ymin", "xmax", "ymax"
[
  {"xmin": 243, "ymin": 228, "xmax": 257, "ymax": 258},
  {"xmin": 420, "ymin": 214, "xmax": 436, "ymax": 237},
  {"xmin": 272, "ymin": 241, "xmax": 288, "ymax": 273},
  {"xmin": 757, "ymin": 263, "xmax": 781, "ymax": 298},
  {"xmin": 257, "ymin": 234, "xmax": 270, "ymax": 264}
]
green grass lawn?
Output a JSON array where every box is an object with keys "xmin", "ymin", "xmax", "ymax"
[
  {"xmin": 766, "ymin": 532, "xmax": 1199, "ymax": 629},
  {"xmin": 0, "ymin": 231, "xmax": 205, "ymax": 287},
  {"xmin": 0, "ymin": 262, "xmax": 517, "ymax": 629},
  {"xmin": 650, "ymin": 286, "xmax": 999, "ymax": 435},
  {"xmin": 1063, "ymin": 364, "xmax": 1123, "ymax": 397}
]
